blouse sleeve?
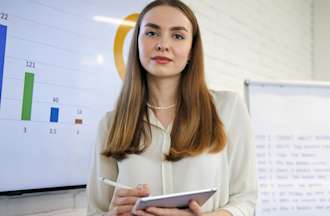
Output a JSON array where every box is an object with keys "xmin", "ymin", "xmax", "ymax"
[
  {"xmin": 86, "ymin": 112, "xmax": 118, "ymax": 216},
  {"xmin": 220, "ymin": 92, "xmax": 258, "ymax": 216}
]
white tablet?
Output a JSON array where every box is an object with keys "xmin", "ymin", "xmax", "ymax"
[{"xmin": 132, "ymin": 188, "xmax": 217, "ymax": 214}]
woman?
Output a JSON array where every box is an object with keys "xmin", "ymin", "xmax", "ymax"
[{"xmin": 87, "ymin": 0, "xmax": 257, "ymax": 216}]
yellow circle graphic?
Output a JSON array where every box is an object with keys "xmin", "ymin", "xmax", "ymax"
[{"xmin": 114, "ymin": 13, "xmax": 139, "ymax": 80}]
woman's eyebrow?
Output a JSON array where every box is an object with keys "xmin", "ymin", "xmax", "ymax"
[
  {"xmin": 170, "ymin": 26, "xmax": 188, "ymax": 32},
  {"xmin": 144, "ymin": 23, "xmax": 188, "ymax": 32},
  {"xmin": 144, "ymin": 23, "xmax": 160, "ymax": 29}
]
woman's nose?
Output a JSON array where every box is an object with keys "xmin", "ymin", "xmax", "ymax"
[{"xmin": 155, "ymin": 36, "xmax": 170, "ymax": 52}]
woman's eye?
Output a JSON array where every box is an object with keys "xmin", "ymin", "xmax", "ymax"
[
  {"xmin": 173, "ymin": 33, "xmax": 185, "ymax": 40},
  {"xmin": 145, "ymin": 31, "xmax": 158, "ymax": 37}
]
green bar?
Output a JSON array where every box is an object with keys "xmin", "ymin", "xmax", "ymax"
[{"xmin": 21, "ymin": 72, "xmax": 34, "ymax": 120}]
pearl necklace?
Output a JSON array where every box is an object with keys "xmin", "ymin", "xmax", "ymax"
[{"xmin": 146, "ymin": 102, "xmax": 176, "ymax": 110}]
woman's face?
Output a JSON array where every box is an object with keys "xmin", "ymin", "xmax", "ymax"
[{"xmin": 138, "ymin": 5, "xmax": 193, "ymax": 79}]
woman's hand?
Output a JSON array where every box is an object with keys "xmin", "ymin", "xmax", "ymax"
[
  {"xmin": 134, "ymin": 200, "xmax": 203, "ymax": 216},
  {"xmin": 105, "ymin": 184, "xmax": 150, "ymax": 216}
]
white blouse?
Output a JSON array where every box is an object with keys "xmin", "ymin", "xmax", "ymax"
[{"xmin": 87, "ymin": 90, "xmax": 257, "ymax": 216}]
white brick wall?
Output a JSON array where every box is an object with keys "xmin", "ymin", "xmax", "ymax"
[
  {"xmin": 185, "ymin": 0, "xmax": 313, "ymax": 94},
  {"xmin": 313, "ymin": 0, "xmax": 330, "ymax": 81},
  {"xmin": 0, "ymin": 0, "xmax": 314, "ymax": 215}
]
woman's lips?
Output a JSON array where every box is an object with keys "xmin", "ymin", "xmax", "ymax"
[{"xmin": 151, "ymin": 56, "xmax": 172, "ymax": 64}]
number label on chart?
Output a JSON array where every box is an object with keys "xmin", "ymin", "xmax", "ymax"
[
  {"xmin": 49, "ymin": 128, "xmax": 57, "ymax": 134},
  {"xmin": 26, "ymin": 60, "xmax": 36, "ymax": 68},
  {"xmin": 77, "ymin": 109, "xmax": 83, "ymax": 115},
  {"xmin": 53, "ymin": 97, "xmax": 60, "ymax": 103},
  {"xmin": 0, "ymin": 12, "xmax": 8, "ymax": 21}
]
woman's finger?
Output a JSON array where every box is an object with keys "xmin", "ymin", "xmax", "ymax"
[
  {"xmin": 112, "ymin": 196, "xmax": 139, "ymax": 205},
  {"xmin": 146, "ymin": 206, "xmax": 168, "ymax": 215},
  {"xmin": 116, "ymin": 187, "xmax": 149, "ymax": 197},
  {"xmin": 135, "ymin": 210, "xmax": 155, "ymax": 216},
  {"xmin": 111, "ymin": 205, "xmax": 134, "ymax": 215},
  {"xmin": 189, "ymin": 200, "xmax": 203, "ymax": 216},
  {"xmin": 146, "ymin": 207, "xmax": 187, "ymax": 216},
  {"xmin": 104, "ymin": 209, "xmax": 131, "ymax": 216},
  {"xmin": 118, "ymin": 213, "xmax": 131, "ymax": 216}
]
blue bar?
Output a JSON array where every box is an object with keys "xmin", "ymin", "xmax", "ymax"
[
  {"xmin": 50, "ymin": 107, "xmax": 59, "ymax": 123},
  {"xmin": 0, "ymin": 24, "xmax": 7, "ymax": 107}
]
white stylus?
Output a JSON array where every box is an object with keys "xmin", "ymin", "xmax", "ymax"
[{"xmin": 98, "ymin": 177, "xmax": 133, "ymax": 189}]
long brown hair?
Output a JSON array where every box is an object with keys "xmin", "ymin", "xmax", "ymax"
[{"xmin": 102, "ymin": 0, "xmax": 227, "ymax": 161}]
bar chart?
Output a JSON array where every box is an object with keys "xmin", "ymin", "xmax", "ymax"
[
  {"xmin": 21, "ymin": 72, "xmax": 34, "ymax": 121},
  {"xmin": 0, "ymin": 24, "xmax": 6, "ymax": 107},
  {"xmin": 0, "ymin": 0, "xmax": 145, "ymax": 193},
  {"xmin": 49, "ymin": 107, "xmax": 59, "ymax": 123}
]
